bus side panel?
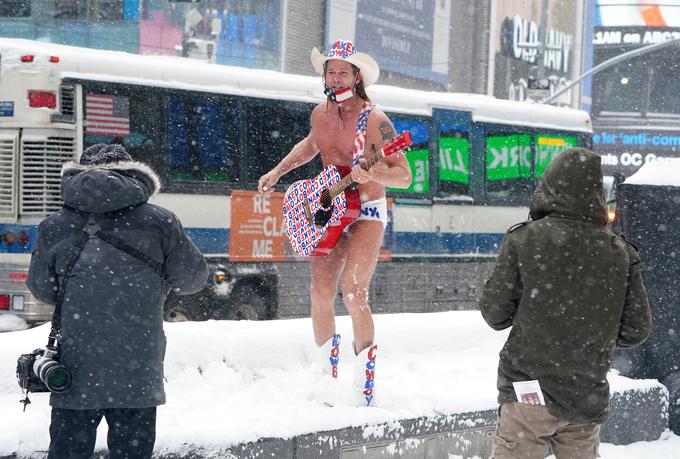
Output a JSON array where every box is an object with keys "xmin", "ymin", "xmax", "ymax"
[{"xmin": 275, "ymin": 259, "xmax": 494, "ymax": 318}]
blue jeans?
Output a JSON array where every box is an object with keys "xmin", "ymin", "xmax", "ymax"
[{"xmin": 48, "ymin": 407, "xmax": 157, "ymax": 459}]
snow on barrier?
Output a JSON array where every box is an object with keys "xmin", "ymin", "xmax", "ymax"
[
  {"xmin": 149, "ymin": 383, "xmax": 667, "ymax": 459},
  {"xmin": 0, "ymin": 314, "xmax": 668, "ymax": 458}
]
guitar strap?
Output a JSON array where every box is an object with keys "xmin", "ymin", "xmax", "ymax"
[{"xmin": 351, "ymin": 103, "xmax": 374, "ymax": 166}]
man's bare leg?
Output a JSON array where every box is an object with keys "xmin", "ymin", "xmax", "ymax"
[
  {"xmin": 310, "ymin": 243, "xmax": 346, "ymax": 346},
  {"xmin": 341, "ymin": 220, "xmax": 384, "ymax": 354}
]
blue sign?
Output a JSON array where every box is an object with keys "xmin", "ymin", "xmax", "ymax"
[
  {"xmin": 593, "ymin": 130, "xmax": 680, "ymax": 150},
  {"xmin": 392, "ymin": 118, "xmax": 429, "ymax": 146},
  {"xmin": 593, "ymin": 128, "xmax": 680, "ymax": 175},
  {"xmin": 0, "ymin": 101, "xmax": 14, "ymax": 117}
]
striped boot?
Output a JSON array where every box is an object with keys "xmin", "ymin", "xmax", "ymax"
[{"xmin": 352, "ymin": 344, "xmax": 377, "ymax": 407}]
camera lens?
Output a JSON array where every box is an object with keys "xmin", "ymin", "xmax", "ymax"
[
  {"xmin": 34, "ymin": 356, "xmax": 73, "ymax": 393},
  {"xmin": 44, "ymin": 366, "xmax": 72, "ymax": 393}
]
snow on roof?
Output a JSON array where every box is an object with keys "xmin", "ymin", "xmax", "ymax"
[
  {"xmin": 0, "ymin": 38, "xmax": 591, "ymax": 133},
  {"xmin": 625, "ymin": 158, "xmax": 680, "ymax": 186}
]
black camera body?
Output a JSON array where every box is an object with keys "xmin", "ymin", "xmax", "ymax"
[{"xmin": 17, "ymin": 348, "xmax": 72, "ymax": 394}]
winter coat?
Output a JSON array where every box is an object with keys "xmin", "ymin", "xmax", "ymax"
[
  {"xmin": 479, "ymin": 148, "xmax": 652, "ymax": 424},
  {"xmin": 27, "ymin": 160, "xmax": 209, "ymax": 409}
]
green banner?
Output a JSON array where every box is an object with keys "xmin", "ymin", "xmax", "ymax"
[
  {"xmin": 486, "ymin": 134, "xmax": 531, "ymax": 181},
  {"xmin": 388, "ymin": 148, "xmax": 429, "ymax": 193},
  {"xmin": 534, "ymin": 135, "xmax": 576, "ymax": 178},
  {"xmin": 439, "ymin": 137, "xmax": 469, "ymax": 184}
]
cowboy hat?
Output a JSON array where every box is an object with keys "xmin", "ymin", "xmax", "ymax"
[{"xmin": 311, "ymin": 40, "xmax": 380, "ymax": 87}]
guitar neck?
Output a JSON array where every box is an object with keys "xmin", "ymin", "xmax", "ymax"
[{"xmin": 328, "ymin": 150, "xmax": 385, "ymax": 199}]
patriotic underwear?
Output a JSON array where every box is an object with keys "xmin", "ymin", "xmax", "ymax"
[{"xmin": 345, "ymin": 197, "xmax": 388, "ymax": 230}]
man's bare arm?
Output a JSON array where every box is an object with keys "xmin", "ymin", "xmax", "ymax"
[
  {"xmin": 258, "ymin": 130, "xmax": 318, "ymax": 192},
  {"xmin": 351, "ymin": 109, "xmax": 412, "ymax": 188}
]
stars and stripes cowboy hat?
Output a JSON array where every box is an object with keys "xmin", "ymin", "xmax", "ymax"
[{"xmin": 311, "ymin": 40, "xmax": 380, "ymax": 87}]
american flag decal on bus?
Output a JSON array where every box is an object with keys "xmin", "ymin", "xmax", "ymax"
[{"xmin": 85, "ymin": 93, "xmax": 130, "ymax": 137}]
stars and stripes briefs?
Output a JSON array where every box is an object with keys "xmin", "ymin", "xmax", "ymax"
[{"xmin": 84, "ymin": 93, "xmax": 130, "ymax": 137}]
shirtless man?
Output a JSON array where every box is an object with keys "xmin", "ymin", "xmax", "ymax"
[{"xmin": 258, "ymin": 40, "xmax": 411, "ymax": 406}]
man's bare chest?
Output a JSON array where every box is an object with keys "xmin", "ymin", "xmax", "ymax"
[{"xmin": 315, "ymin": 111, "xmax": 365, "ymax": 166}]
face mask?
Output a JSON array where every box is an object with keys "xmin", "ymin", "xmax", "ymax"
[{"xmin": 324, "ymin": 85, "xmax": 353, "ymax": 105}]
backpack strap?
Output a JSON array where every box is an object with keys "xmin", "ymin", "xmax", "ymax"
[
  {"xmin": 46, "ymin": 216, "xmax": 90, "ymax": 350},
  {"xmin": 83, "ymin": 215, "xmax": 164, "ymax": 276},
  {"xmin": 46, "ymin": 205, "xmax": 164, "ymax": 351},
  {"xmin": 62, "ymin": 205, "xmax": 164, "ymax": 276}
]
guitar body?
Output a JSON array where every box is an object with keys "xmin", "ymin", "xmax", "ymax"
[
  {"xmin": 282, "ymin": 131, "xmax": 411, "ymax": 257},
  {"xmin": 283, "ymin": 165, "xmax": 360, "ymax": 257}
]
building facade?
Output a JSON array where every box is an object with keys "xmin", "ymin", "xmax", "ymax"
[
  {"xmin": 487, "ymin": 0, "xmax": 588, "ymax": 106},
  {"xmin": 1, "ymin": 1, "xmax": 600, "ymax": 104},
  {"xmin": 0, "ymin": 0, "xmax": 493, "ymax": 93}
]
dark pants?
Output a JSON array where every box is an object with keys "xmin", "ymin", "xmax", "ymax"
[{"xmin": 48, "ymin": 407, "xmax": 157, "ymax": 459}]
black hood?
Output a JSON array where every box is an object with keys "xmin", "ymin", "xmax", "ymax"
[
  {"xmin": 60, "ymin": 160, "xmax": 161, "ymax": 213},
  {"xmin": 529, "ymin": 148, "xmax": 607, "ymax": 225}
]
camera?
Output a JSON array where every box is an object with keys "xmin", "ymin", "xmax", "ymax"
[{"xmin": 17, "ymin": 348, "xmax": 72, "ymax": 394}]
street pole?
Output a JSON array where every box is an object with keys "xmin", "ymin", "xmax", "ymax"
[
  {"xmin": 570, "ymin": 0, "xmax": 586, "ymax": 109},
  {"xmin": 536, "ymin": 0, "xmax": 550, "ymax": 83},
  {"xmin": 542, "ymin": 37, "xmax": 680, "ymax": 104}
]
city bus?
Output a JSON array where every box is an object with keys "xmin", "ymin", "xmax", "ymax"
[{"xmin": 0, "ymin": 38, "xmax": 592, "ymax": 325}]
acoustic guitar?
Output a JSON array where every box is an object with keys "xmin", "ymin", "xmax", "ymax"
[{"xmin": 282, "ymin": 132, "xmax": 412, "ymax": 256}]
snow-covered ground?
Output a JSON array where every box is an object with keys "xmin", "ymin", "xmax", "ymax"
[{"xmin": 0, "ymin": 311, "xmax": 677, "ymax": 458}]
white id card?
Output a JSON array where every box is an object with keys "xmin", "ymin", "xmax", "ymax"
[{"xmin": 513, "ymin": 380, "xmax": 546, "ymax": 405}]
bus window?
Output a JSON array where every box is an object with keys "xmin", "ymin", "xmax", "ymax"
[
  {"xmin": 0, "ymin": 0, "xmax": 30, "ymax": 17},
  {"xmin": 242, "ymin": 100, "xmax": 316, "ymax": 186},
  {"xmin": 54, "ymin": 0, "xmax": 85, "ymax": 19},
  {"xmin": 438, "ymin": 131, "xmax": 470, "ymax": 196},
  {"xmin": 83, "ymin": 87, "xmax": 165, "ymax": 175},
  {"xmin": 534, "ymin": 134, "xmax": 576, "ymax": 178},
  {"xmin": 53, "ymin": 0, "xmax": 122, "ymax": 21},
  {"xmin": 168, "ymin": 95, "xmax": 239, "ymax": 183},
  {"xmin": 91, "ymin": 0, "xmax": 124, "ymax": 21},
  {"xmin": 388, "ymin": 117, "xmax": 430, "ymax": 194},
  {"xmin": 485, "ymin": 133, "xmax": 532, "ymax": 203}
]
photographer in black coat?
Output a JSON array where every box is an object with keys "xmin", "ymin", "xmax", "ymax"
[{"xmin": 27, "ymin": 144, "xmax": 209, "ymax": 459}]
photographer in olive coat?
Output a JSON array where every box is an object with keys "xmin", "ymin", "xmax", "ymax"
[
  {"xmin": 479, "ymin": 148, "xmax": 651, "ymax": 459},
  {"xmin": 27, "ymin": 144, "xmax": 209, "ymax": 459}
]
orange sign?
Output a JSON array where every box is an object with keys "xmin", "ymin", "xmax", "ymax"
[
  {"xmin": 229, "ymin": 190, "xmax": 393, "ymax": 262},
  {"xmin": 230, "ymin": 190, "xmax": 292, "ymax": 262}
]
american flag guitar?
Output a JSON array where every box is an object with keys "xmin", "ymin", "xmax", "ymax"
[{"xmin": 282, "ymin": 132, "xmax": 412, "ymax": 257}]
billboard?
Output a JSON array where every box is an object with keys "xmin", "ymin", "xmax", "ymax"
[
  {"xmin": 591, "ymin": 1, "xmax": 680, "ymax": 176},
  {"xmin": 491, "ymin": 0, "xmax": 580, "ymax": 105},
  {"xmin": 325, "ymin": 0, "xmax": 451, "ymax": 84}
]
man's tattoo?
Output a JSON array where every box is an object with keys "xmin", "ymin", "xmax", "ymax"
[{"xmin": 379, "ymin": 122, "xmax": 396, "ymax": 141}]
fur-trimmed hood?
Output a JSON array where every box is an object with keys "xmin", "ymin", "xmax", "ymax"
[{"xmin": 60, "ymin": 160, "xmax": 161, "ymax": 213}]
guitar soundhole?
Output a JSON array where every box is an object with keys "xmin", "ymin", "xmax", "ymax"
[{"xmin": 314, "ymin": 206, "xmax": 334, "ymax": 227}]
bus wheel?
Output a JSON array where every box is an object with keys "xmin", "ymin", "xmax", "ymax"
[
  {"xmin": 163, "ymin": 305, "xmax": 193, "ymax": 322},
  {"xmin": 228, "ymin": 286, "xmax": 268, "ymax": 321}
]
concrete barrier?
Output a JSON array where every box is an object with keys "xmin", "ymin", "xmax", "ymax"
[
  {"xmin": 146, "ymin": 382, "xmax": 668, "ymax": 459},
  {"xmin": 0, "ymin": 382, "xmax": 665, "ymax": 459}
]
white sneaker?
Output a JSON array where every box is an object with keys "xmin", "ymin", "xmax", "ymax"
[
  {"xmin": 352, "ymin": 344, "xmax": 377, "ymax": 407},
  {"xmin": 317, "ymin": 334, "xmax": 341, "ymax": 378}
]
